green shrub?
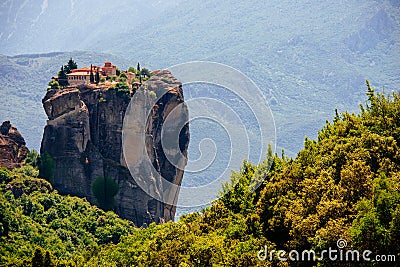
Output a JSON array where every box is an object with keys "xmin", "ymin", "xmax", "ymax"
[
  {"xmin": 38, "ymin": 152, "xmax": 54, "ymax": 184},
  {"xmin": 0, "ymin": 168, "xmax": 11, "ymax": 184},
  {"xmin": 92, "ymin": 176, "xmax": 119, "ymax": 211},
  {"xmin": 47, "ymin": 81, "xmax": 60, "ymax": 90},
  {"xmin": 25, "ymin": 149, "xmax": 39, "ymax": 167}
]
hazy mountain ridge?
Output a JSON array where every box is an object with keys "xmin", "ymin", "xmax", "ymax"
[
  {"xmin": 1, "ymin": 0, "xmax": 399, "ymax": 158},
  {"xmin": 95, "ymin": 0, "xmax": 400, "ymax": 155},
  {"xmin": 0, "ymin": 0, "xmax": 184, "ymax": 55}
]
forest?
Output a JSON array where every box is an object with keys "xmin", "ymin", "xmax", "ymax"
[{"xmin": 1, "ymin": 82, "xmax": 399, "ymax": 266}]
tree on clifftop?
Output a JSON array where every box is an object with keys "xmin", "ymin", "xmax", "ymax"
[
  {"xmin": 90, "ymin": 64, "xmax": 94, "ymax": 83},
  {"xmin": 96, "ymin": 71, "xmax": 100, "ymax": 85},
  {"xmin": 141, "ymin": 68, "xmax": 151, "ymax": 79},
  {"xmin": 57, "ymin": 66, "xmax": 68, "ymax": 87},
  {"xmin": 48, "ymin": 80, "xmax": 60, "ymax": 90},
  {"xmin": 64, "ymin": 58, "xmax": 77, "ymax": 74}
]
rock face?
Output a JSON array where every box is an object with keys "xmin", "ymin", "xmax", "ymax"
[
  {"xmin": 40, "ymin": 71, "xmax": 189, "ymax": 226},
  {"xmin": 0, "ymin": 121, "xmax": 29, "ymax": 169}
]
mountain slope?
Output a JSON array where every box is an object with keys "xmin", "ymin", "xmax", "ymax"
[
  {"xmin": 0, "ymin": 0, "xmax": 183, "ymax": 55},
  {"xmin": 97, "ymin": 0, "xmax": 400, "ymax": 155}
]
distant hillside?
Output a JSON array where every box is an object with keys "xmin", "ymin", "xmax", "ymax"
[
  {"xmin": 0, "ymin": 52, "xmax": 132, "ymax": 150},
  {"xmin": 0, "ymin": 0, "xmax": 183, "ymax": 55},
  {"xmin": 96, "ymin": 0, "xmax": 400, "ymax": 156}
]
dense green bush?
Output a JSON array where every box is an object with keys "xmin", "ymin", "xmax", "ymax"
[
  {"xmin": 92, "ymin": 176, "xmax": 119, "ymax": 211},
  {"xmin": 38, "ymin": 152, "xmax": 54, "ymax": 183}
]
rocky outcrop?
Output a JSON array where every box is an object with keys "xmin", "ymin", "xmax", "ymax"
[
  {"xmin": 0, "ymin": 121, "xmax": 29, "ymax": 169},
  {"xmin": 40, "ymin": 71, "xmax": 189, "ymax": 226}
]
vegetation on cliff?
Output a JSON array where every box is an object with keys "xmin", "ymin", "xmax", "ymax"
[{"xmin": 1, "ymin": 83, "xmax": 399, "ymax": 266}]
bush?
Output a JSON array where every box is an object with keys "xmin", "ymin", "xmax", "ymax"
[
  {"xmin": 47, "ymin": 81, "xmax": 60, "ymax": 90},
  {"xmin": 38, "ymin": 152, "xmax": 54, "ymax": 184},
  {"xmin": 0, "ymin": 168, "xmax": 11, "ymax": 184},
  {"xmin": 25, "ymin": 149, "xmax": 39, "ymax": 167},
  {"xmin": 110, "ymin": 82, "xmax": 130, "ymax": 98},
  {"xmin": 12, "ymin": 165, "xmax": 39, "ymax": 178},
  {"xmin": 119, "ymin": 72, "xmax": 127, "ymax": 79},
  {"xmin": 92, "ymin": 176, "xmax": 119, "ymax": 211}
]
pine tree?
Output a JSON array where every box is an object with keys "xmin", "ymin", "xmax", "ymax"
[{"xmin": 64, "ymin": 58, "xmax": 78, "ymax": 74}]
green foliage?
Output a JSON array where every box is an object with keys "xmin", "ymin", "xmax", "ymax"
[
  {"xmin": 32, "ymin": 248, "xmax": 45, "ymax": 267},
  {"xmin": 127, "ymin": 67, "xmax": 137, "ymax": 73},
  {"xmin": 0, "ymin": 171, "xmax": 134, "ymax": 265},
  {"xmin": 100, "ymin": 77, "xmax": 106, "ymax": 83},
  {"xmin": 0, "ymin": 168, "xmax": 11, "ymax": 184},
  {"xmin": 26, "ymin": 149, "xmax": 39, "ymax": 167},
  {"xmin": 119, "ymin": 72, "xmax": 127, "ymax": 79},
  {"xmin": 31, "ymin": 248, "xmax": 55, "ymax": 267},
  {"xmin": 47, "ymin": 81, "xmax": 60, "ymax": 90},
  {"xmin": 140, "ymin": 68, "xmax": 151, "ymax": 78},
  {"xmin": 12, "ymin": 164, "xmax": 39, "ymax": 177},
  {"xmin": 109, "ymin": 82, "xmax": 130, "ymax": 98},
  {"xmin": 90, "ymin": 65, "xmax": 94, "ymax": 83},
  {"xmin": 38, "ymin": 152, "xmax": 54, "ymax": 184},
  {"xmin": 57, "ymin": 66, "xmax": 68, "ymax": 87},
  {"xmin": 64, "ymin": 58, "xmax": 77, "ymax": 74},
  {"xmin": 92, "ymin": 176, "xmax": 119, "ymax": 211}
]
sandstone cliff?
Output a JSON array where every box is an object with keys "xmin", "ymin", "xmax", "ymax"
[
  {"xmin": 0, "ymin": 121, "xmax": 29, "ymax": 169},
  {"xmin": 40, "ymin": 71, "xmax": 189, "ymax": 226}
]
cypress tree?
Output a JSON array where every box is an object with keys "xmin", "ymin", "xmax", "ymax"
[
  {"xmin": 96, "ymin": 71, "xmax": 100, "ymax": 85},
  {"xmin": 90, "ymin": 64, "xmax": 94, "ymax": 83}
]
